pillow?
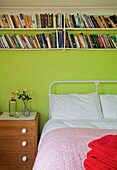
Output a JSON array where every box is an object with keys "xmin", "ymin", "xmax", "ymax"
[
  {"xmin": 100, "ymin": 94, "xmax": 117, "ymax": 119},
  {"xmin": 49, "ymin": 92, "xmax": 103, "ymax": 120}
]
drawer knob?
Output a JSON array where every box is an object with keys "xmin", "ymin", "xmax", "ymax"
[
  {"xmin": 22, "ymin": 141, "xmax": 27, "ymax": 147},
  {"xmin": 22, "ymin": 128, "xmax": 27, "ymax": 134},
  {"xmin": 22, "ymin": 156, "xmax": 27, "ymax": 162}
]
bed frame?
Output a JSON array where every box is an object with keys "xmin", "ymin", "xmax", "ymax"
[
  {"xmin": 48, "ymin": 80, "xmax": 117, "ymax": 117},
  {"xmin": 49, "ymin": 80, "xmax": 117, "ymax": 94}
]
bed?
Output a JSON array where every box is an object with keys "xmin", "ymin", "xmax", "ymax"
[{"xmin": 33, "ymin": 80, "xmax": 117, "ymax": 170}]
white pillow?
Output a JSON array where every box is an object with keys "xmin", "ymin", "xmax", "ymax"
[
  {"xmin": 49, "ymin": 92, "xmax": 103, "ymax": 120},
  {"xmin": 100, "ymin": 94, "xmax": 117, "ymax": 119}
]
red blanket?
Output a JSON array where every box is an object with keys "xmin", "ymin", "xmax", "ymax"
[
  {"xmin": 86, "ymin": 150, "xmax": 117, "ymax": 169},
  {"xmin": 88, "ymin": 134, "xmax": 117, "ymax": 161},
  {"xmin": 84, "ymin": 134, "xmax": 117, "ymax": 170},
  {"xmin": 84, "ymin": 156, "xmax": 117, "ymax": 170}
]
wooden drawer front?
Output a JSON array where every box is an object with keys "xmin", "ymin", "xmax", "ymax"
[
  {"xmin": 0, "ymin": 123, "xmax": 36, "ymax": 136},
  {"xmin": 0, "ymin": 136, "xmax": 37, "ymax": 152},
  {"xmin": 0, "ymin": 165, "xmax": 32, "ymax": 170},
  {"xmin": 0, "ymin": 152, "xmax": 36, "ymax": 166}
]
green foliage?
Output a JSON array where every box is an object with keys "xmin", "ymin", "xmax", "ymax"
[{"xmin": 14, "ymin": 89, "xmax": 32, "ymax": 101}]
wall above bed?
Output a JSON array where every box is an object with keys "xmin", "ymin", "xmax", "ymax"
[{"xmin": 0, "ymin": 50, "xmax": 117, "ymax": 131}]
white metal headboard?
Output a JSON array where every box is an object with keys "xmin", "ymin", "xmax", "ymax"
[
  {"xmin": 48, "ymin": 80, "xmax": 117, "ymax": 118},
  {"xmin": 49, "ymin": 80, "xmax": 117, "ymax": 94}
]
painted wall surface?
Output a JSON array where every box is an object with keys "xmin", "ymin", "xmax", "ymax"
[{"xmin": 0, "ymin": 50, "xmax": 117, "ymax": 130}]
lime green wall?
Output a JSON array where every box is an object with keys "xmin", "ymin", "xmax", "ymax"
[{"xmin": 0, "ymin": 50, "xmax": 117, "ymax": 130}]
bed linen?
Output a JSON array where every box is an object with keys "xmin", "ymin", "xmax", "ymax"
[{"xmin": 33, "ymin": 119, "xmax": 117, "ymax": 170}]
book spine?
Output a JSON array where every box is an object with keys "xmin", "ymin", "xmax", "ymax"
[
  {"xmin": 51, "ymin": 32, "xmax": 57, "ymax": 48},
  {"xmin": 23, "ymin": 35, "xmax": 32, "ymax": 48},
  {"xmin": 2, "ymin": 35, "xmax": 10, "ymax": 48},
  {"xmin": 19, "ymin": 13, "xmax": 26, "ymax": 28},
  {"xmin": 4, "ymin": 34, "xmax": 14, "ymax": 48},
  {"xmin": 46, "ymin": 34, "xmax": 52, "ymax": 48}
]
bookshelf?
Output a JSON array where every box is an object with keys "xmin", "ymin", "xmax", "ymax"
[{"xmin": 0, "ymin": 7, "xmax": 117, "ymax": 50}]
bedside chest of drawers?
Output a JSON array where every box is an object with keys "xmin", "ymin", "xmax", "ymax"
[{"xmin": 0, "ymin": 112, "xmax": 39, "ymax": 170}]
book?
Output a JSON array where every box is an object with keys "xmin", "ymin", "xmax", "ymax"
[
  {"xmin": 100, "ymin": 16, "xmax": 108, "ymax": 28},
  {"xmin": 111, "ymin": 35, "xmax": 117, "ymax": 48},
  {"xmin": 72, "ymin": 14, "xmax": 77, "ymax": 28},
  {"xmin": 108, "ymin": 17, "xmax": 116, "ymax": 28},
  {"xmin": 77, "ymin": 33, "xmax": 85, "ymax": 48},
  {"xmin": 98, "ymin": 35, "xmax": 105, "ymax": 48},
  {"xmin": 94, "ymin": 15, "xmax": 104, "ymax": 28},
  {"xmin": 33, "ymin": 35, "xmax": 41, "ymax": 48},
  {"xmin": 26, "ymin": 15, "xmax": 32, "ymax": 28},
  {"xmin": 102, "ymin": 35, "xmax": 108, "ymax": 48},
  {"xmin": 74, "ymin": 35, "xmax": 80, "ymax": 48},
  {"xmin": 41, "ymin": 33, "xmax": 48, "ymax": 48},
  {"xmin": 19, "ymin": 35, "xmax": 28, "ymax": 48},
  {"xmin": 4, "ymin": 34, "xmax": 14, "ymax": 48},
  {"xmin": 90, "ymin": 34, "xmax": 97, "ymax": 48},
  {"xmin": 81, "ymin": 33, "xmax": 89, "ymax": 48},
  {"xmin": 65, "ymin": 32, "xmax": 70, "ymax": 48},
  {"xmin": 19, "ymin": 13, "xmax": 26, "ymax": 28},
  {"xmin": 65, "ymin": 14, "xmax": 70, "ymax": 28},
  {"xmin": 23, "ymin": 35, "xmax": 32, "ymax": 48},
  {"xmin": 67, "ymin": 14, "xmax": 72, "ymax": 28},
  {"xmin": 31, "ymin": 15, "xmax": 37, "ymax": 28},
  {"xmin": 26, "ymin": 35, "xmax": 35, "ymax": 48},
  {"xmin": 109, "ymin": 15, "xmax": 117, "ymax": 26},
  {"xmin": 88, "ymin": 16, "xmax": 95, "ymax": 28},
  {"xmin": 36, "ymin": 34, "xmax": 43, "ymax": 48},
  {"xmin": 68, "ymin": 33, "xmax": 73, "ymax": 48},
  {"xmin": 79, "ymin": 15, "xmax": 86, "ymax": 28},
  {"xmin": 46, "ymin": 34, "xmax": 52, "ymax": 48},
  {"xmin": 58, "ymin": 31, "xmax": 64, "ymax": 48},
  {"xmin": 0, "ymin": 36, "xmax": 5, "ymax": 48},
  {"xmin": 74, "ymin": 13, "xmax": 80, "ymax": 28},
  {"xmin": 4, "ymin": 14, "xmax": 13, "ymax": 28},
  {"xmin": 35, "ymin": 14, "xmax": 40, "ymax": 28},
  {"xmin": 43, "ymin": 13, "xmax": 48, "ymax": 28},
  {"xmin": 84, "ymin": 34, "xmax": 92, "ymax": 48},
  {"xmin": 47, "ymin": 13, "xmax": 53, "ymax": 28},
  {"xmin": 82, "ymin": 14, "xmax": 90, "ymax": 28},
  {"xmin": 56, "ymin": 30, "xmax": 59, "ymax": 48},
  {"xmin": 53, "ymin": 14, "xmax": 57, "ymax": 28},
  {"xmin": 106, "ymin": 34, "xmax": 114, "ymax": 48},
  {"xmin": 58, "ymin": 13, "xmax": 63, "ymax": 28},
  {"xmin": 10, "ymin": 15, "xmax": 19, "ymax": 28},
  {"xmin": 14, "ymin": 34, "xmax": 24, "ymax": 48},
  {"xmin": 8, "ymin": 35, "xmax": 17, "ymax": 48},
  {"xmin": 51, "ymin": 32, "xmax": 57, "ymax": 48},
  {"xmin": 1, "ymin": 35, "xmax": 9, "ymax": 48},
  {"xmin": 2, "ymin": 15, "xmax": 9, "ymax": 28},
  {"xmin": 12, "ymin": 35, "xmax": 20, "ymax": 48},
  {"xmin": 90, "ymin": 15, "xmax": 100, "ymax": 28},
  {"xmin": 0, "ymin": 15, "xmax": 5, "ymax": 28}
]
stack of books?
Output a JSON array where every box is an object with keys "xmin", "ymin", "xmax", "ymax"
[
  {"xmin": 0, "ymin": 31, "xmax": 64, "ymax": 49},
  {"xmin": 0, "ymin": 13, "xmax": 64, "ymax": 28},
  {"xmin": 65, "ymin": 14, "xmax": 117, "ymax": 28},
  {"xmin": 66, "ymin": 32, "xmax": 117, "ymax": 48}
]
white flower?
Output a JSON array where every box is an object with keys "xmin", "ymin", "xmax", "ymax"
[{"xmin": 15, "ymin": 90, "xmax": 20, "ymax": 95}]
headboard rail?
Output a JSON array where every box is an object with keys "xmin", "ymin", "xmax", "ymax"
[{"xmin": 49, "ymin": 80, "xmax": 117, "ymax": 94}]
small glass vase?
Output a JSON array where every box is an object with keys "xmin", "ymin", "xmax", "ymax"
[{"xmin": 23, "ymin": 100, "xmax": 30, "ymax": 117}]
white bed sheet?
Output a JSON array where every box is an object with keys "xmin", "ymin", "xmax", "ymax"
[{"xmin": 39, "ymin": 118, "xmax": 117, "ymax": 149}]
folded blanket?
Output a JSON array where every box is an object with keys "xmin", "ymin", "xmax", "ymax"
[
  {"xmin": 84, "ymin": 156, "xmax": 117, "ymax": 170},
  {"xmin": 88, "ymin": 134, "xmax": 117, "ymax": 161},
  {"xmin": 87, "ymin": 150, "xmax": 117, "ymax": 169}
]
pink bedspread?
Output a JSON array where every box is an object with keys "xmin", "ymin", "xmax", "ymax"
[{"xmin": 33, "ymin": 128, "xmax": 117, "ymax": 170}]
